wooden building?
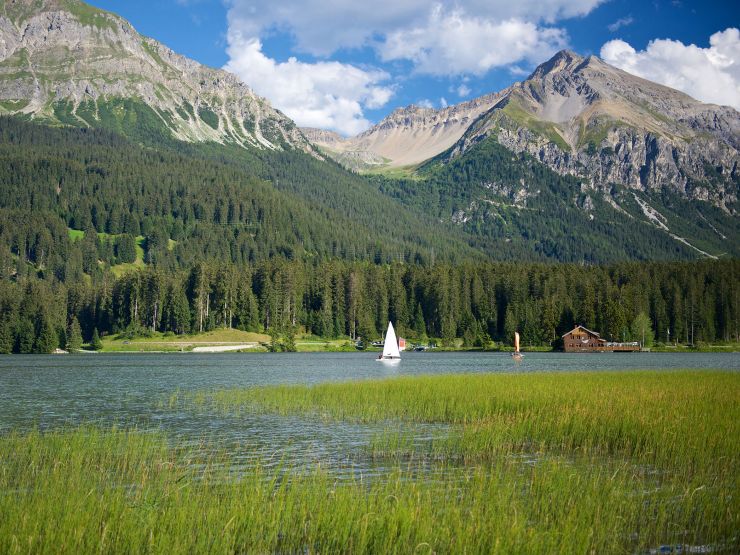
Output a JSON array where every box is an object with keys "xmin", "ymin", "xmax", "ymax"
[{"xmin": 562, "ymin": 325, "xmax": 640, "ymax": 352}]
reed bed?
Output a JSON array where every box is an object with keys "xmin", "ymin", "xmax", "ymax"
[
  {"xmin": 1, "ymin": 426, "xmax": 737, "ymax": 554},
  {"xmin": 2, "ymin": 371, "xmax": 738, "ymax": 553},
  {"xmin": 188, "ymin": 371, "xmax": 739, "ymax": 472}
]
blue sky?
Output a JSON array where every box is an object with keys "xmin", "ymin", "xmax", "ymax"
[{"xmin": 91, "ymin": 0, "xmax": 739, "ymax": 135}]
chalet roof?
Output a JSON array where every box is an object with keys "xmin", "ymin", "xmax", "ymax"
[{"xmin": 561, "ymin": 325, "xmax": 601, "ymax": 338}]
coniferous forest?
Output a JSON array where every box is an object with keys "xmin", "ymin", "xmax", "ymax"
[
  {"xmin": 1, "ymin": 259, "xmax": 737, "ymax": 353},
  {"xmin": 0, "ymin": 116, "xmax": 737, "ymax": 353}
]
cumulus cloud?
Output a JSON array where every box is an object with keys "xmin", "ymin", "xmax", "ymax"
[
  {"xmin": 224, "ymin": 36, "xmax": 393, "ymax": 135},
  {"xmin": 226, "ymin": 1, "xmax": 603, "ymax": 56},
  {"xmin": 380, "ymin": 7, "xmax": 567, "ymax": 75},
  {"xmin": 601, "ymin": 28, "xmax": 740, "ymax": 110},
  {"xmin": 456, "ymin": 83, "xmax": 472, "ymax": 97}
]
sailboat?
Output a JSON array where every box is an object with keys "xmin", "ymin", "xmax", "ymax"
[
  {"xmin": 377, "ymin": 321, "xmax": 401, "ymax": 362},
  {"xmin": 511, "ymin": 331, "xmax": 523, "ymax": 360}
]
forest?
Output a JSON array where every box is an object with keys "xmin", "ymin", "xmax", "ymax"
[
  {"xmin": 1, "ymin": 258, "xmax": 736, "ymax": 353},
  {"xmin": 0, "ymin": 116, "xmax": 737, "ymax": 353}
]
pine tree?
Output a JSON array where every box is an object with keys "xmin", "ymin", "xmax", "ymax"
[
  {"xmin": 90, "ymin": 328, "xmax": 103, "ymax": 351},
  {"xmin": 66, "ymin": 317, "xmax": 83, "ymax": 352},
  {"xmin": 16, "ymin": 319, "xmax": 35, "ymax": 354},
  {"xmin": 0, "ymin": 320, "xmax": 12, "ymax": 354},
  {"xmin": 35, "ymin": 317, "xmax": 58, "ymax": 354},
  {"xmin": 115, "ymin": 234, "xmax": 137, "ymax": 264}
]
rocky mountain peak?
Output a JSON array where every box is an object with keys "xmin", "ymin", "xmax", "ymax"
[
  {"xmin": 527, "ymin": 49, "xmax": 584, "ymax": 80},
  {"xmin": 0, "ymin": 0, "xmax": 315, "ymax": 153}
]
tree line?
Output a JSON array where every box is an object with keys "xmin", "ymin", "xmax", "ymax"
[{"xmin": 0, "ymin": 259, "xmax": 736, "ymax": 353}]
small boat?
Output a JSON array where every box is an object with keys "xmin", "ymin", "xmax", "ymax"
[
  {"xmin": 377, "ymin": 321, "xmax": 401, "ymax": 362},
  {"xmin": 511, "ymin": 331, "xmax": 523, "ymax": 360}
]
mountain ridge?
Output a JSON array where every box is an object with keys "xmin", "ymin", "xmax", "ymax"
[
  {"xmin": 310, "ymin": 49, "xmax": 738, "ymax": 215},
  {"xmin": 0, "ymin": 0, "xmax": 316, "ymax": 153}
]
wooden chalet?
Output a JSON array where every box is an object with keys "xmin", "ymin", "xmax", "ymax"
[{"xmin": 562, "ymin": 325, "xmax": 640, "ymax": 352}]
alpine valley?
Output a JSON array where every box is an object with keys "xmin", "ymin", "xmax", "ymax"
[{"xmin": 0, "ymin": 0, "xmax": 738, "ymax": 271}]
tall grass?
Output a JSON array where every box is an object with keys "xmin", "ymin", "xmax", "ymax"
[
  {"xmin": 3, "ymin": 371, "xmax": 738, "ymax": 553},
  {"xmin": 1, "ymin": 427, "xmax": 736, "ymax": 553},
  {"xmin": 183, "ymin": 371, "xmax": 739, "ymax": 472}
]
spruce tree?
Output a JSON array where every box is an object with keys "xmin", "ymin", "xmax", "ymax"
[
  {"xmin": 0, "ymin": 321, "xmax": 12, "ymax": 354},
  {"xmin": 66, "ymin": 317, "xmax": 83, "ymax": 352},
  {"xmin": 35, "ymin": 317, "xmax": 58, "ymax": 354},
  {"xmin": 17, "ymin": 319, "xmax": 35, "ymax": 354},
  {"xmin": 90, "ymin": 328, "xmax": 103, "ymax": 351}
]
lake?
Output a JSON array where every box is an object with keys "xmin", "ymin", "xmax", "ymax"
[{"xmin": 1, "ymin": 352, "xmax": 738, "ymax": 474}]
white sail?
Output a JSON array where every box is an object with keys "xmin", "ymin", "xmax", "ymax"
[
  {"xmin": 381, "ymin": 321, "xmax": 401, "ymax": 359},
  {"xmin": 514, "ymin": 331, "xmax": 520, "ymax": 353}
]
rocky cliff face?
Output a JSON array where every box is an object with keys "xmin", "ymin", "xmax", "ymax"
[
  {"xmin": 0, "ymin": 0, "xmax": 314, "ymax": 153},
  {"xmin": 444, "ymin": 50, "xmax": 739, "ymax": 210}
]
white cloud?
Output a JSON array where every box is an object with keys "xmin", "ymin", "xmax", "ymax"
[
  {"xmin": 607, "ymin": 16, "xmax": 633, "ymax": 32},
  {"xmin": 225, "ymin": 1, "xmax": 603, "ymax": 56},
  {"xmin": 380, "ymin": 7, "xmax": 568, "ymax": 75},
  {"xmin": 440, "ymin": 97, "xmax": 449, "ymax": 108},
  {"xmin": 601, "ymin": 28, "xmax": 740, "ymax": 110},
  {"xmin": 456, "ymin": 84, "xmax": 472, "ymax": 97},
  {"xmin": 508, "ymin": 65, "xmax": 529, "ymax": 76},
  {"xmin": 224, "ymin": 36, "xmax": 393, "ymax": 135},
  {"xmin": 225, "ymin": 1, "xmax": 600, "ymax": 74}
]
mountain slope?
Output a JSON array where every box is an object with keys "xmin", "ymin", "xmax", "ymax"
[
  {"xmin": 0, "ymin": 0, "xmax": 313, "ymax": 152},
  {"xmin": 374, "ymin": 135, "xmax": 739, "ymax": 262}
]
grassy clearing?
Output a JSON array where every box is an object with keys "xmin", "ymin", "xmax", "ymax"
[
  {"xmin": 2, "ymin": 423, "xmax": 736, "ymax": 554},
  {"xmin": 100, "ymin": 328, "xmax": 271, "ymax": 351}
]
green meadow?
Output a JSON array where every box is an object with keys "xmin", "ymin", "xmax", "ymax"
[{"xmin": 2, "ymin": 371, "xmax": 738, "ymax": 553}]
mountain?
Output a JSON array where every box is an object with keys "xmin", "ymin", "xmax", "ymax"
[
  {"xmin": 0, "ymin": 0, "xmax": 313, "ymax": 152},
  {"xmin": 442, "ymin": 50, "xmax": 738, "ymax": 210},
  {"xmin": 304, "ymin": 92, "xmax": 504, "ymax": 170},
  {"xmin": 0, "ymin": 0, "xmax": 490, "ymax": 270},
  {"xmin": 306, "ymin": 50, "xmax": 738, "ymax": 259},
  {"xmin": 0, "ymin": 1, "xmax": 736, "ymax": 266},
  {"xmin": 313, "ymin": 50, "xmax": 737, "ymax": 214}
]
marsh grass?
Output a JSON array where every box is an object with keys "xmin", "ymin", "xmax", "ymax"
[
  {"xmin": 3, "ymin": 371, "xmax": 739, "ymax": 553},
  {"xmin": 171, "ymin": 370, "xmax": 740, "ymax": 551},
  {"xmin": 2, "ymin": 427, "xmax": 736, "ymax": 554},
  {"xmin": 187, "ymin": 371, "xmax": 739, "ymax": 471}
]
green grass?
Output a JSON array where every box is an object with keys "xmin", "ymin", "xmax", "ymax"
[
  {"xmin": 185, "ymin": 370, "xmax": 739, "ymax": 475},
  {"xmin": 362, "ymin": 164, "xmax": 421, "ymax": 179},
  {"xmin": 294, "ymin": 337, "xmax": 359, "ymax": 352},
  {"xmin": 0, "ymin": 99, "xmax": 30, "ymax": 112},
  {"xmin": 68, "ymin": 228, "xmax": 147, "ymax": 276},
  {"xmin": 100, "ymin": 328, "xmax": 271, "ymax": 351},
  {"xmin": 3, "ymin": 371, "xmax": 738, "ymax": 553},
  {"xmin": 198, "ymin": 106, "xmax": 219, "ymax": 130}
]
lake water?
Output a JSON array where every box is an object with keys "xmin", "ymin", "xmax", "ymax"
[{"xmin": 1, "ymin": 352, "xmax": 738, "ymax": 473}]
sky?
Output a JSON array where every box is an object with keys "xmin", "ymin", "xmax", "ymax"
[{"xmin": 91, "ymin": 0, "xmax": 740, "ymax": 136}]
